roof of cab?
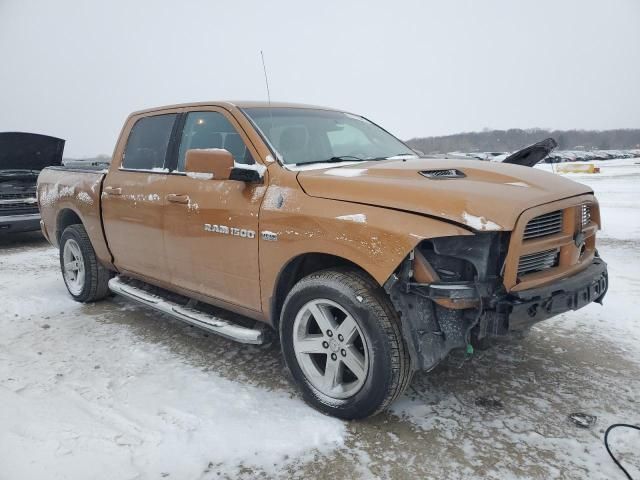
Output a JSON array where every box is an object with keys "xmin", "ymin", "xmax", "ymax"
[{"xmin": 130, "ymin": 100, "xmax": 343, "ymax": 116}]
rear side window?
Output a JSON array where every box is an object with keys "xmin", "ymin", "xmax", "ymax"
[
  {"xmin": 122, "ymin": 114, "xmax": 177, "ymax": 170},
  {"xmin": 176, "ymin": 111, "xmax": 254, "ymax": 171}
]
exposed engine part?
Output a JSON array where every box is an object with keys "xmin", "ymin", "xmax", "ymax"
[{"xmin": 386, "ymin": 233, "xmax": 607, "ymax": 371}]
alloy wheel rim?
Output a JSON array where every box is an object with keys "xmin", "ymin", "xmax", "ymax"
[
  {"xmin": 63, "ymin": 239, "xmax": 85, "ymax": 295},
  {"xmin": 292, "ymin": 298, "xmax": 369, "ymax": 399}
]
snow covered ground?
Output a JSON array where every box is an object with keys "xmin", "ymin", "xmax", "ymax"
[{"xmin": 1, "ymin": 159, "xmax": 639, "ymax": 479}]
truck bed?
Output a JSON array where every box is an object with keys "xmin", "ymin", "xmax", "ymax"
[{"xmin": 37, "ymin": 166, "xmax": 113, "ymax": 268}]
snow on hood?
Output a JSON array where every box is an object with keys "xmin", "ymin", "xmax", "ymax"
[{"xmin": 296, "ymin": 157, "xmax": 593, "ymax": 231}]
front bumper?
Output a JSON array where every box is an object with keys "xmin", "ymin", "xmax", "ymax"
[
  {"xmin": 0, "ymin": 213, "xmax": 42, "ymax": 233},
  {"xmin": 386, "ymin": 256, "xmax": 608, "ymax": 371},
  {"xmin": 490, "ymin": 256, "xmax": 608, "ymax": 333}
]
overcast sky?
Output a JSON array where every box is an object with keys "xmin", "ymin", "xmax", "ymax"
[{"xmin": 1, "ymin": 0, "xmax": 638, "ymax": 158}]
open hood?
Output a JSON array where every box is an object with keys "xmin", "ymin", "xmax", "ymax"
[
  {"xmin": 0, "ymin": 132, "xmax": 65, "ymax": 171},
  {"xmin": 501, "ymin": 138, "xmax": 557, "ymax": 167},
  {"xmin": 296, "ymin": 158, "xmax": 591, "ymax": 231}
]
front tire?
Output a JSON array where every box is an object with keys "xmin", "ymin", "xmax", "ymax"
[
  {"xmin": 59, "ymin": 224, "xmax": 111, "ymax": 302},
  {"xmin": 280, "ymin": 268, "xmax": 412, "ymax": 419}
]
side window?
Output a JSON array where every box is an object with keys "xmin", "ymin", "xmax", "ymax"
[
  {"xmin": 122, "ymin": 114, "xmax": 177, "ymax": 170},
  {"xmin": 176, "ymin": 111, "xmax": 254, "ymax": 171}
]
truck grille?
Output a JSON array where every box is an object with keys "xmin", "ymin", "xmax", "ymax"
[
  {"xmin": 523, "ymin": 210, "xmax": 563, "ymax": 239},
  {"xmin": 0, "ymin": 192, "xmax": 39, "ymax": 214},
  {"xmin": 518, "ymin": 248, "xmax": 559, "ymax": 276},
  {"xmin": 581, "ymin": 204, "xmax": 591, "ymax": 227}
]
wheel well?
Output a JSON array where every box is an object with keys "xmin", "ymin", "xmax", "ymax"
[
  {"xmin": 270, "ymin": 253, "xmax": 367, "ymax": 330},
  {"xmin": 56, "ymin": 209, "xmax": 82, "ymax": 243}
]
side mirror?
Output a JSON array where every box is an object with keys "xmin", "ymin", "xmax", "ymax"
[
  {"xmin": 184, "ymin": 148, "xmax": 265, "ymax": 183},
  {"xmin": 185, "ymin": 149, "xmax": 234, "ymax": 180}
]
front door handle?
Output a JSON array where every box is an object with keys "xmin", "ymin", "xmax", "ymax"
[
  {"xmin": 104, "ymin": 186, "xmax": 122, "ymax": 196},
  {"xmin": 167, "ymin": 193, "xmax": 190, "ymax": 204}
]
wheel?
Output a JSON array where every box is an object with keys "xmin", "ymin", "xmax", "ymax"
[
  {"xmin": 59, "ymin": 224, "xmax": 111, "ymax": 302},
  {"xmin": 280, "ymin": 268, "xmax": 412, "ymax": 419}
]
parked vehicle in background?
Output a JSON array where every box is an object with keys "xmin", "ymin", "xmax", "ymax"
[
  {"xmin": 37, "ymin": 102, "xmax": 608, "ymax": 419},
  {"xmin": 0, "ymin": 132, "xmax": 64, "ymax": 233},
  {"xmin": 543, "ymin": 149, "xmax": 640, "ymax": 163},
  {"xmin": 62, "ymin": 155, "xmax": 111, "ymax": 169},
  {"xmin": 441, "ymin": 138, "xmax": 557, "ymax": 166}
]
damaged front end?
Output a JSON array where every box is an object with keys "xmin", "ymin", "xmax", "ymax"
[{"xmin": 384, "ymin": 233, "xmax": 608, "ymax": 371}]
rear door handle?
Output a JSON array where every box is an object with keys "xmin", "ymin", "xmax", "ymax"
[
  {"xmin": 104, "ymin": 187, "xmax": 122, "ymax": 196},
  {"xmin": 167, "ymin": 193, "xmax": 190, "ymax": 204}
]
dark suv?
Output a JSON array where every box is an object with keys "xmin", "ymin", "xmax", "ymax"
[{"xmin": 0, "ymin": 132, "xmax": 64, "ymax": 233}]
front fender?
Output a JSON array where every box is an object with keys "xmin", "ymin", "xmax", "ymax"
[{"xmin": 258, "ymin": 185, "xmax": 472, "ymax": 316}]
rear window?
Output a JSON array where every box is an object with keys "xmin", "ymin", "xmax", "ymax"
[{"xmin": 122, "ymin": 114, "xmax": 177, "ymax": 170}]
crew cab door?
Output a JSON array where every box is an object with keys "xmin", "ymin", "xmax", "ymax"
[
  {"xmin": 163, "ymin": 108, "xmax": 267, "ymax": 311},
  {"xmin": 102, "ymin": 111, "xmax": 178, "ymax": 281}
]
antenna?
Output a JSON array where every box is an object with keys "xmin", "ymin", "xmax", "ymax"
[
  {"xmin": 260, "ymin": 50, "xmax": 272, "ymax": 106},
  {"xmin": 260, "ymin": 50, "xmax": 277, "ymax": 161}
]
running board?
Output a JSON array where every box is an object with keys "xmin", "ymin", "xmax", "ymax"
[{"xmin": 108, "ymin": 276, "xmax": 266, "ymax": 344}]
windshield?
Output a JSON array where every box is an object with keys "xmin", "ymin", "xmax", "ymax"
[{"xmin": 242, "ymin": 107, "xmax": 416, "ymax": 165}]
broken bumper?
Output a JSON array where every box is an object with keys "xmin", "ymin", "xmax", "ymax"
[
  {"xmin": 386, "ymin": 255, "xmax": 608, "ymax": 371},
  {"xmin": 486, "ymin": 257, "xmax": 608, "ymax": 334}
]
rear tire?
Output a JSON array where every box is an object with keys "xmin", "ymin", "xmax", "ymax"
[
  {"xmin": 59, "ymin": 224, "xmax": 111, "ymax": 302},
  {"xmin": 280, "ymin": 268, "xmax": 412, "ymax": 419}
]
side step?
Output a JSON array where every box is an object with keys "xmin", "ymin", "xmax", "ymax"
[{"xmin": 108, "ymin": 276, "xmax": 266, "ymax": 344}]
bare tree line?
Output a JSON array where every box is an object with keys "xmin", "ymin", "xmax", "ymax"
[{"xmin": 406, "ymin": 128, "xmax": 640, "ymax": 154}]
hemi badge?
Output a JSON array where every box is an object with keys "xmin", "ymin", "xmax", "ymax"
[{"xmin": 261, "ymin": 231, "xmax": 278, "ymax": 242}]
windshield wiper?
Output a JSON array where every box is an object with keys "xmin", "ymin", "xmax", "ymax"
[
  {"xmin": 368, "ymin": 153, "xmax": 418, "ymax": 160},
  {"xmin": 292, "ymin": 153, "xmax": 417, "ymax": 167},
  {"xmin": 293, "ymin": 155, "xmax": 369, "ymax": 166}
]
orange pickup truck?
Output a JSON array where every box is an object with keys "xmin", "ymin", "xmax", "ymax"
[{"xmin": 37, "ymin": 101, "xmax": 608, "ymax": 419}]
